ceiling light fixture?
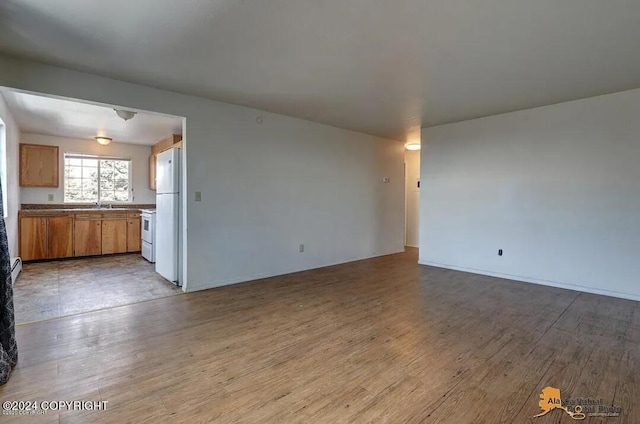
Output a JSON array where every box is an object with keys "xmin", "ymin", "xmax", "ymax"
[
  {"xmin": 114, "ymin": 109, "xmax": 137, "ymax": 121},
  {"xmin": 95, "ymin": 136, "xmax": 112, "ymax": 146},
  {"xmin": 405, "ymin": 143, "xmax": 421, "ymax": 151}
]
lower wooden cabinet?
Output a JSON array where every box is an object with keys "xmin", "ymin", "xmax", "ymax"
[
  {"xmin": 74, "ymin": 219, "xmax": 102, "ymax": 256},
  {"xmin": 127, "ymin": 217, "xmax": 141, "ymax": 252},
  {"xmin": 20, "ymin": 215, "xmax": 75, "ymax": 261},
  {"xmin": 19, "ymin": 217, "xmax": 48, "ymax": 261},
  {"xmin": 48, "ymin": 216, "xmax": 74, "ymax": 258},
  {"xmin": 102, "ymin": 219, "xmax": 128, "ymax": 254},
  {"xmin": 21, "ymin": 210, "xmax": 145, "ymax": 261}
]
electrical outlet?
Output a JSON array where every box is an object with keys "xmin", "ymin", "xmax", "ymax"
[
  {"xmin": 48, "ymin": 194, "xmax": 54, "ymax": 202},
  {"xmin": 194, "ymin": 191, "xmax": 202, "ymax": 202},
  {"xmin": 299, "ymin": 244, "xmax": 304, "ymax": 253}
]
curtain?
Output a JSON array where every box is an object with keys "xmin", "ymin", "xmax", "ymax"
[{"xmin": 0, "ymin": 178, "xmax": 17, "ymax": 385}]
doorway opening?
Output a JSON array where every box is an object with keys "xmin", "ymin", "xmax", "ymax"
[
  {"xmin": 404, "ymin": 138, "xmax": 420, "ymax": 249},
  {"xmin": 0, "ymin": 87, "xmax": 187, "ymax": 324}
]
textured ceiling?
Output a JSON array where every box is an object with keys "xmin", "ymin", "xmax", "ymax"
[
  {"xmin": 1, "ymin": 90, "xmax": 182, "ymax": 145},
  {"xmin": 1, "ymin": 0, "xmax": 640, "ymax": 141}
]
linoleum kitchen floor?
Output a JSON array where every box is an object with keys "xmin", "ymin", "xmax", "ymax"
[{"xmin": 13, "ymin": 254, "xmax": 182, "ymax": 324}]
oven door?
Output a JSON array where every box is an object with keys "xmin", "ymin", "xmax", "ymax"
[{"xmin": 141, "ymin": 214, "xmax": 154, "ymax": 244}]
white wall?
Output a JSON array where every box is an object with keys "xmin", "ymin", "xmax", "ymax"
[
  {"xmin": 405, "ymin": 149, "xmax": 420, "ymax": 247},
  {"xmin": 420, "ymin": 88, "xmax": 640, "ymax": 301},
  {"xmin": 0, "ymin": 55, "xmax": 405, "ymax": 291},
  {"xmin": 0, "ymin": 92, "xmax": 20, "ymax": 258},
  {"xmin": 19, "ymin": 133, "xmax": 155, "ymax": 204}
]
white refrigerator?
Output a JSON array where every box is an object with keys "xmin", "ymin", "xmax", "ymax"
[{"xmin": 155, "ymin": 148, "xmax": 180, "ymax": 284}]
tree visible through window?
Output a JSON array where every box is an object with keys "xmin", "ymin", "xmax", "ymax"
[{"xmin": 64, "ymin": 154, "xmax": 131, "ymax": 203}]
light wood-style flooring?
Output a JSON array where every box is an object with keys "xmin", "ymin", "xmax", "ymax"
[{"xmin": 1, "ymin": 249, "xmax": 638, "ymax": 423}]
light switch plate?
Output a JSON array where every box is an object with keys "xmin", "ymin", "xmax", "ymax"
[
  {"xmin": 382, "ymin": 177, "xmax": 390, "ymax": 183},
  {"xmin": 195, "ymin": 191, "xmax": 202, "ymax": 202}
]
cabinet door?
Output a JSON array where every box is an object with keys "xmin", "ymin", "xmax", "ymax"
[
  {"xmin": 74, "ymin": 220, "xmax": 102, "ymax": 256},
  {"xmin": 127, "ymin": 217, "xmax": 141, "ymax": 252},
  {"xmin": 20, "ymin": 217, "xmax": 48, "ymax": 261},
  {"xmin": 20, "ymin": 144, "xmax": 59, "ymax": 187},
  {"xmin": 149, "ymin": 153, "xmax": 157, "ymax": 190},
  {"xmin": 48, "ymin": 216, "xmax": 74, "ymax": 259},
  {"xmin": 102, "ymin": 219, "xmax": 128, "ymax": 254}
]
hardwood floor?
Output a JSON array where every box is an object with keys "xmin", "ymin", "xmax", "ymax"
[{"xmin": 1, "ymin": 249, "xmax": 638, "ymax": 423}]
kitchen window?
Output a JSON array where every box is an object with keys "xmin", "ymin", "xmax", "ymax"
[{"xmin": 64, "ymin": 153, "xmax": 132, "ymax": 203}]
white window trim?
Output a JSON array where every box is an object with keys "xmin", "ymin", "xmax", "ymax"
[{"xmin": 64, "ymin": 153, "xmax": 133, "ymax": 204}]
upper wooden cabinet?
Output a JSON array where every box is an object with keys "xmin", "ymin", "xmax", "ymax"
[
  {"xmin": 153, "ymin": 134, "xmax": 182, "ymax": 155},
  {"xmin": 20, "ymin": 143, "xmax": 59, "ymax": 187},
  {"xmin": 149, "ymin": 154, "xmax": 157, "ymax": 190},
  {"xmin": 149, "ymin": 134, "xmax": 181, "ymax": 190}
]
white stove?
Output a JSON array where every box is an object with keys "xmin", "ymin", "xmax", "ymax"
[{"xmin": 141, "ymin": 209, "xmax": 156, "ymax": 263}]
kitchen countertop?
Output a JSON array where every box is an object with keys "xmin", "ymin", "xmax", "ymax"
[
  {"xmin": 19, "ymin": 207, "xmax": 152, "ymax": 215},
  {"xmin": 19, "ymin": 203, "xmax": 156, "ymax": 215}
]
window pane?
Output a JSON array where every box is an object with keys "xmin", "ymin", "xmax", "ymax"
[
  {"xmin": 82, "ymin": 179, "xmax": 97, "ymax": 197},
  {"xmin": 100, "ymin": 190, "xmax": 115, "ymax": 202},
  {"xmin": 114, "ymin": 191, "xmax": 129, "ymax": 202},
  {"xmin": 83, "ymin": 167, "xmax": 98, "ymax": 179},
  {"xmin": 65, "ymin": 166, "xmax": 82, "ymax": 179},
  {"xmin": 64, "ymin": 155, "xmax": 130, "ymax": 203}
]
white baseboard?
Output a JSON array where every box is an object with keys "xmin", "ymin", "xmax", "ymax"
[
  {"xmin": 419, "ymin": 260, "xmax": 640, "ymax": 302},
  {"xmin": 187, "ymin": 249, "xmax": 405, "ymax": 293}
]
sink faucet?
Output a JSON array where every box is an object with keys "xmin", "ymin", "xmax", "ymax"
[{"xmin": 95, "ymin": 200, "xmax": 102, "ymax": 209}]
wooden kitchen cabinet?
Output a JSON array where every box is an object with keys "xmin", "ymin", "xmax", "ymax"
[
  {"xmin": 48, "ymin": 216, "xmax": 74, "ymax": 258},
  {"xmin": 20, "ymin": 143, "xmax": 59, "ymax": 187},
  {"xmin": 74, "ymin": 218, "xmax": 102, "ymax": 257},
  {"xmin": 102, "ymin": 219, "xmax": 128, "ymax": 254},
  {"xmin": 20, "ymin": 214, "xmax": 74, "ymax": 260},
  {"xmin": 19, "ymin": 217, "xmax": 48, "ymax": 261},
  {"xmin": 127, "ymin": 216, "xmax": 141, "ymax": 252},
  {"xmin": 149, "ymin": 134, "xmax": 182, "ymax": 190},
  {"xmin": 21, "ymin": 209, "xmax": 143, "ymax": 260},
  {"xmin": 149, "ymin": 153, "xmax": 157, "ymax": 190}
]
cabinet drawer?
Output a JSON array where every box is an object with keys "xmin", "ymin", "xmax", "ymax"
[
  {"xmin": 105, "ymin": 213, "xmax": 127, "ymax": 219},
  {"xmin": 74, "ymin": 213, "xmax": 103, "ymax": 220}
]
